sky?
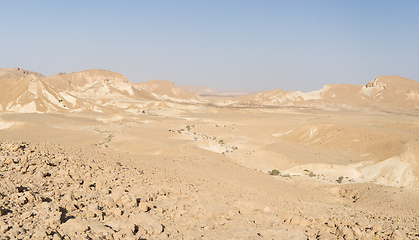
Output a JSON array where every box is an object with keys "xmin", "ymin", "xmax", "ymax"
[{"xmin": 0, "ymin": 1, "xmax": 418, "ymax": 92}]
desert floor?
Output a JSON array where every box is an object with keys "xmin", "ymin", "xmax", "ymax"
[{"xmin": 1, "ymin": 106, "xmax": 419, "ymax": 239}]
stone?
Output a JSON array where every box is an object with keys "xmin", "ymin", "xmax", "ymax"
[
  {"xmin": 372, "ymin": 224, "xmax": 383, "ymax": 233},
  {"xmin": 289, "ymin": 216, "xmax": 310, "ymax": 227},
  {"xmin": 352, "ymin": 226, "xmax": 364, "ymax": 238},
  {"xmin": 269, "ymin": 227, "xmax": 308, "ymax": 239},
  {"xmin": 138, "ymin": 201, "xmax": 151, "ymax": 212},
  {"xmin": 0, "ymin": 224, "xmax": 10, "ymax": 234},
  {"xmin": 128, "ymin": 212, "xmax": 163, "ymax": 235},
  {"xmin": 102, "ymin": 196, "xmax": 116, "ymax": 209},
  {"xmin": 7, "ymin": 227, "xmax": 26, "ymax": 237},
  {"xmin": 87, "ymin": 221, "xmax": 113, "ymax": 235},
  {"xmin": 390, "ymin": 230, "xmax": 406, "ymax": 240},
  {"xmin": 52, "ymin": 233, "xmax": 63, "ymax": 240},
  {"xmin": 103, "ymin": 220, "xmax": 122, "ymax": 232},
  {"xmin": 341, "ymin": 226, "xmax": 355, "ymax": 239},
  {"xmin": 59, "ymin": 219, "xmax": 90, "ymax": 235}
]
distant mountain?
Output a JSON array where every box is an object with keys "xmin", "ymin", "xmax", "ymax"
[
  {"xmin": 133, "ymin": 80, "xmax": 205, "ymax": 103},
  {"xmin": 178, "ymin": 85, "xmax": 215, "ymax": 96},
  {"xmin": 1, "ymin": 67, "xmax": 418, "ymax": 113},
  {"xmin": 222, "ymin": 75, "xmax": 419, "ymax": 111},
  {"xmin": 179, "ymin": 85, "xmax": 255, "ymax": 97}
]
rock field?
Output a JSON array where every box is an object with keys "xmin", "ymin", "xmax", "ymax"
[{"xmin": 1, "ymin": 139, "xmax": 419, "ymax": 239}]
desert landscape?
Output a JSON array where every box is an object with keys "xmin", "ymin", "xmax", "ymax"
[{"xmin": 1, "ymin": 67, "xmax": 419, "ymax": 239}]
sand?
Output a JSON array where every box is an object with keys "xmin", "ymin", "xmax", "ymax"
[
  {"xmin": 1, "ymin": 68, "xmax": 419, "ymax": 239},
  {"xmin": 1, "ymin": 107, "xmax": 419, "ymax": 239}
]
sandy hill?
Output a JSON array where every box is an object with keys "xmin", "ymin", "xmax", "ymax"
[
  {"xmin": 314, "ymin": 75, "xmax": 419, "ymax": 110},
  {"xmin": 224, "ymin": 84, "xmax": 355, "ymax": 106},
  {"xmin": 218, "ymin": 75, "xmax": 419, "ymax": 111},
  {"xmin": 0, "ymin": 68, "xmax": 206, "ymax": 114},
  {"xmin": 0, "ymin": 68, "xmax": 199, "ymax": 114},
  {"xmin": 180, "ymin": 85, "xmax": 255, "ymax": 97},
  {"xmin": 0, "ymin": 67, "xmax": 45, "ymax": 82},
  {"xmin": 0, "ymin": 75, "xmax": 113, "ymax": 113},
  {"xmin": 2, "ymin": 67, "xmax": 418, "ymax": 113},
  {"xmin": 357, "ymin": 75, "xmax": 419, "ymax": 108},
  {"xmin": 178, "ymin": 85, "xmax": 215, "ymax": 95},
  {"xmin": 133, "ymin": 80, "xmax": 205, "ymax": 103},
  {"xmin": 42, "ymin": 69, "xmax": 163, "ymax": 113},
  {"xmin": 231, "ymin": 88, "xmax": 308, "ymax": 105},
  {"xmin": 43, "ymin": 69, "xmax": 156, "ymax": 101}
]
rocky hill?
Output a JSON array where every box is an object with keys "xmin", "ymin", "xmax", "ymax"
[
  {"xmin": 0, "ymin": 68, "xmax": 201, "ymax": 113},
  {"xmin": 133, "ymin": 80, "xmax": 205, "ymax": 103},
  {"xmin": 223, "ymin": 75, "xmax": 419, "ymax": 111},
  {"xmin": 0, "ymin": 75, "xmax": 111, "ymax": 113},
  {"xmin": 1, "ymin": 68, "xmax": 419, "ymax": 113},
  {"xmin": 0, "ymin": 68, "xmax": 45, "ymax": 82}
]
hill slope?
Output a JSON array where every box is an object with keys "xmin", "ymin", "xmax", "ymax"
[
  {"xmin": 0, "ymin": 75, "xmax": 115, "ymax": 113},
  {"xmin": 133, "ymin": 80, "xmax": 205, "ymax": 103},
  {"xmin": 220, "ymin": 75, "xmax": 419, "ymax": 111},
  {"xmin": 1, "ymin": 67, "xmax": 419, "ymax": 113},
  {"xmin": 0, "ymin": 67, "xmax": 45, "ymax": 82}
]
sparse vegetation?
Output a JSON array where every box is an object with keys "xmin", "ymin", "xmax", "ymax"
[
  {"xmin": 308, "ymin": 172, "xmax": 316, "ymax": 177},
  {"xmin": 106, "ymin": 134, "xmax": 114, "ymax": 142},
  {"xmin": 172, "ymin": 126, "xmax": 238, "ymax": 153},
  {"xmin": 94, "ymin": 129, "xmax": 115, "ymax": 148}
]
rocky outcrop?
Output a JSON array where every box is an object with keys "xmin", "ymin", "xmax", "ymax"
[{"xmin": 0, "ymin": 68, "xmax": 45, "ymax": 82}]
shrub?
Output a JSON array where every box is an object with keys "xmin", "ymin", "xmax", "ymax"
[
  {"xmin": 269, "ymin": 169, "xmax": 280, "ymax": 175},
  {"xmin": 337, "ymin": 176, "xmax": 344, "ymax": 184}
]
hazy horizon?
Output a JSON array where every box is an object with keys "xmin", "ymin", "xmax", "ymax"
[{"xmin": 1, "ymin": 1, "xmax": 418, "ymax": 92}]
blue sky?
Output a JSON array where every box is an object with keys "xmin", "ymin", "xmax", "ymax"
[{"xmin": 1, "ymin": 1, "xmax": 418, "ymax": 92}]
